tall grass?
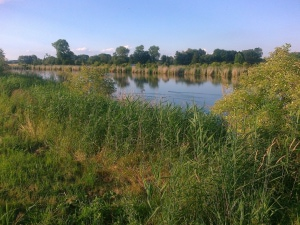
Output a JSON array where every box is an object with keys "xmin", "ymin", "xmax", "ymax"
[
  {"xmin": 10, "ymin": 63, "xmax": 248, "ymax": 77},
  {"xmin": 0, "ymin": 73, "xmax": 299, "ymax": 224}
]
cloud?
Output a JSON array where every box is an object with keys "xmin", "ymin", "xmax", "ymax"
[
  {"xmin": 101, "ymin": 48, "xmax": 114, "ymax": 53},
  {"xmin": 75, "ymin": 47, "xmax": 88, "ymax": 51}
]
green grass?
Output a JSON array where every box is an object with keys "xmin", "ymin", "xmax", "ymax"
[{"xmin": 0, "ymin": 72, "xmax": 299, "ymax": 224}]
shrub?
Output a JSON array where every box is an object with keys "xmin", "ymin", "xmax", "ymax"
[{"xmin": 212, "ymin": 44, "xmax": 300, "ymax": 140}]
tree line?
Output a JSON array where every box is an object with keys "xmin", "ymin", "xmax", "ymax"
[{"xmin": 15, "ymin": 39, "xmax": 265, "ymax": 66}]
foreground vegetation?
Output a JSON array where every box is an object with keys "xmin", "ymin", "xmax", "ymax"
[{"xmin": 0, "ymin": 45, "xmax": 299, "ymax": 224}]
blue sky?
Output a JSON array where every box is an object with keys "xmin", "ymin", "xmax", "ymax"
[{"xmin": 1, "ymin": 0, "xmax": 300, "ymax": 60}]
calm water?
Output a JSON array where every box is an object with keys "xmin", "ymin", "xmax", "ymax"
[
  {"xmin": 112, "ymin": 73, "xmax": 232, "ymax": 110},
  {"xmin": 15, "ymin": 70, "xmax": 233, "ymax": 110}
]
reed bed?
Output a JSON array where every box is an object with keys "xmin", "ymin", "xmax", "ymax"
[
  {"xmin": 0, "ymin": 72, "xmax": 298, "ymax": 224},
  {"xmin": 10, "ymin": 63, "xmax": 248, "ymax": 77}
]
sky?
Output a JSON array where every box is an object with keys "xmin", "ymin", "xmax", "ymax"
[{"xmin": 1, "ymin": 0, "xmax": 300, "ymax": 60}]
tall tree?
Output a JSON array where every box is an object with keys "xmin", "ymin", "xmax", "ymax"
[
  {"xmin": 131, "ymin": 45, "xmax": 150, "ymax": 64},
  {"xmin": 113, "ymin": 46, "xmax": 130, "ymax": 65},
  {"xmin": 52, "ymin": 39, "xmax": 75, "ymax": 65},
  {"xmin": 148, "ymin": 45, "xmax": 160, "ymax": 63}
]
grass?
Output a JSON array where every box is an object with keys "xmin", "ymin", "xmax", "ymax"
[{"xmin": 0, "ymin": 72, "xmax": 299, "ymax": 224}]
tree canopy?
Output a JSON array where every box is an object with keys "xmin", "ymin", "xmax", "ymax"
[
  {"xmin": 130, "ymin": 45, "xmax": 150, "ymax": 64},
  {"xmin": 18, "ymin": 55, "xmax": 41, "ymax": 65},
  {"xmin": 113, "ymin": 46, "xmax": 130, "ymax": 64},
  {"xmin": 52, "ymin": 39, "xmax": 75, "ymax": 65},
  {"xmin": 14, "ymin": 39, "xmax": 266, "ymax": 66}
]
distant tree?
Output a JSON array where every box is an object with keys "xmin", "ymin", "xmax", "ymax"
[
  {"xmin": 234, "ymin": 52, "xmax": 245, "ymax": 64},
  {"xmin": 75, "ymin": 54, "xmax": 89, "ymax": 65},
  {"xmin": 191, "ymin": 49, "xmax": 206, "ymax": 64},
  {"xmin": 148, "ymin": 45, "xmax": 160, "ymax": 63},
  {"xmin": 87, "ymin": 54, "xmax": 112, "ymax": 65},
  {"xmin": 174, "ymin": 48, "xmax": 206, "ymax": 65},
  {"xmin": 43, "ymin": 54, "xmax": 56, "ymax": 65},
  {"xmin": 130, "ymin": 45, "xmax": 150, "ymax": 64},
  {"xmin": 18, "ymin": 55, "xmax": 41, "ymax": 65},
  {"xmin": 113, "ymin": 46, "xmax": 130, "ymax": 65},
  {"xmin": 212, "ymin": 49, "xmax": 237, "ymax": 63},
  {"xmin": 174, "ymin": 51, "xmax": 191, "ymax": 65},
  {"xmin": 99, "ymin": 53, "xmax": 112, "ymax": 64},
  {"xmin": 191, "ymin": 52, "xmax": 199, "ymax": 64},
  {"xmin": 160, "ymin": 55, "xmax": 174, "ymax": 65},
  {"xmin": 242, "ymin": 48, "xmax": 263, "ymax": 64},
  {"xmin": 0, "ymin": 48, "xmax": 9, "ymax": 74},
  {"xmin": 88, "ymin": 55, "xmax": 100, "ymax": 65},
  {"xmin": 290, "ymin": 52, "xmax": 300, "ymax": 59},
  {"xmin": 200, "ymin": 54, "xmax": 214, "ymax": 64},
  {"xmin": 52, "ymin": 39, "xmax": 75, "ymax": 65}
]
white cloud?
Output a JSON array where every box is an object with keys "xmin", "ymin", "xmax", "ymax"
[
  {"xmin": 101, "ymin": 48, "xmax": 114, "ymax": 53},
  {"xmin": 75, "ymin": 47, "xmax": 88, "ymax": 51}
]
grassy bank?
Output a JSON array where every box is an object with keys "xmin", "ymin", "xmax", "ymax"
[{"xmin": 0, "ymin": 73, "xmax": 299, "ymax": 224}]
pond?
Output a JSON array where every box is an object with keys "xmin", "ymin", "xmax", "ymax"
[{"xmin": 14, "ymin": 70, "xmax": 234, "ymax": 110}]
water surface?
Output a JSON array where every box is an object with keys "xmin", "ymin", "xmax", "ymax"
[{"xmin": 14, "ymin": 70, "xmax": 233, "ymax": 109}]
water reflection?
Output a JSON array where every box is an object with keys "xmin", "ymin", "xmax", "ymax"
[{"xmin": 112, "ymin": 73, "xmax": 233, "ymax": 109}]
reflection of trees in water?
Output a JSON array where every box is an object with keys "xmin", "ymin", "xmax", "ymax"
[
  {"xmin": 131, "ymin": 74, "xmax": 159, "ymax": 89},
  {"xmin": 133, "ymin": 77, "xmax": 148, "ymax": 89},
  {"xmin": 113, "ymin": 76, "xmax": 130, "ymax": 88},
  {"xmin": 111, "ymin": 71, "xmax": 236, "ymax": 89},
  {"xmin": 147, "ymin": 76, "xmax": 159, "ymax": 88}
]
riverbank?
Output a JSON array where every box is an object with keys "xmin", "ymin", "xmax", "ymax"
[{"xmin": 0, "ymin": 72, "xmax": 299, "ymax": 224}]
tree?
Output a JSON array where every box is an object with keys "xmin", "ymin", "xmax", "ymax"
[
  {"xmin": 130, "ymin": 45, "xmax": 150, "ymax": 64},
  {"xmin": 75, "ymin": 54, "xmax": 89, "ymax": 65},
  {"xmin": 18, "ymin": 55, "xmax": 41, "ymax": 65},
  {"xmin": 290, "ymin": 52, "xmax": 300, "ymax": 59},
  {"xmin": 98, "ymin": 53, "xmax": 112, "ymax": 64},
  {"xmin": 113, "ymin": 46, "xmax": 130, "ymax": 65},
  {"xmin": 212, "ymin": 44, "xmax": 300, "ymax": 138},
  {"xmin": 148, "ymin": 45, "xmax": 160, "ymax": 63},
  {"xmin": 160, "ymin": 55, "xmax": 174, "ymax": 65},
  {"xmin": 0, "ymin": 49, "xmax": 8, "ymax": 74},
  {"xmin": 174, "ymin": 50, "xmax": 192, "ymax": 65},
  {"xmin": 52, "ymin": 39, "xmax": 75, "ymax": 65},
  {"xmin": 212, "ymin": 49, "xmax": 237, "ymax": 63},
  {"xmin": 242, "ymin": 48, "xmax": 263, "ymax": 64},
  {"xmin": 43, "ymin": 54, "xmax": 56, "ymax": 65},
  {"xmin": 174, "ymin": 48, "xmax": 206, "ymax": 65},
  {"xmin": 234, "ymin": 52, "xmax": 245, "ymax": 64}
]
